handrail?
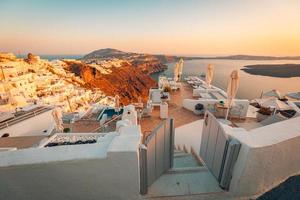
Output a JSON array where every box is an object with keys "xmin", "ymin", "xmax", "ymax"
[
  {"xmin": 3, "ymin": 106, "xmax": 50, "ymax": 123},
  {"xmin": 0, "ymin": 107, "xmax": 52, "ymax": 130},
  {"xmin": 142, "ymin": 131, "xmax": 152, "ymax": 144},
  {"xmin": 92, "ymin": 114, "xmax": 122, "ymax": 133}
]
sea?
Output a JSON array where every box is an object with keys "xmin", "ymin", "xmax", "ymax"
[{"xmin": 152, "ymin": 59, "xmax": 300, "ymax": 100}]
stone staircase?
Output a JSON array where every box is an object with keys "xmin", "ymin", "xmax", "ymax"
[
  {"xmin": 171, "ymin": 147, "xmax": 203, "ymax": 171},
  {"xmin": 145, "ymin": 146, "xmax": 224, "ymax": 198}
]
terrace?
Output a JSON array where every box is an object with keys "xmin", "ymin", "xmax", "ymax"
[
  {"xmin": 140, "ymin": 82, "xmax": 201, "ymax": 134},
  {"xmin": 136, "ymin": 75, "xmax": 300, "ymax": 197},
  {"xmin": 0, "ymin": 136, "xmax": 46, "ymax": 150},
  {"xmin": 141, "ymin": 77, "xmax": 253, "ymax": 135},
  {"xmin": 64, "ymin": 75, "xmax": 295, "ymax": 137},
  {"xmin": 62, "ymin": 106, "xmax": 121, "ymax": 133}
]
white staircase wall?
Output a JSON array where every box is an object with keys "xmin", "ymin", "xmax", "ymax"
[
  {"xmin": 175, "ymin": 120, "xmax": 204, "ymax": 154},
  {"xmin": 175, "ymin": 115, "xmax": 300, "ymax": 199},
  {"xmin": 224, "ymin": 116, "xmax": 300, "ymax": 198}
]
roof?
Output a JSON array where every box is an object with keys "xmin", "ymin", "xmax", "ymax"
[{"xmin": 0, "ymin": 136, "xmax": 47, "ymax": 149}]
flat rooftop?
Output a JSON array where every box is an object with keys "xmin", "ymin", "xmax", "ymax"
[
  {"xmin": 63, "ymin": 120, "xmax": 100, "ymax": 133},
  {"xmin": 0, "ymin": 136, "xmax": 46, "ymax": 149},
  {"xmin": 140, "ymin": 82, "xmax": 202, "ymax": 136}
]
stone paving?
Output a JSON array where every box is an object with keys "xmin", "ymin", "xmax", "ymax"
[{"xmin": 140, "ymin": 82, "xmax": 202, "ymax": 137}]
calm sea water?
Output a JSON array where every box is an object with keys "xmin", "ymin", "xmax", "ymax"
[{"xmin": 154, "ymin": 59, "xmax": 300, "ymax": 100}]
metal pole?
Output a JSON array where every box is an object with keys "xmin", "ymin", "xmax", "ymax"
[
  {"xmin": 139, "ymin": 144, "xmax": 148, "ymax": 195},
  {"xmin": 169, "ymin": 118, "xmax": 174, "ymax": 168},
  {"xmin": 225, "ymin": 107, "xmax": 230, "ymax": 120}
]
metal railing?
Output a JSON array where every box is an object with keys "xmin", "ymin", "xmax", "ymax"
[
  {"xmin": 91, "ymin": 114, "xmax": 122, "ymax": 133},
  {"xmin": 0, "ymin": 107, "xmax": 53, "ymax": 130},
  {"xmin": 139, "ymin": 118, "xmax": 174, "ymax": 195}
]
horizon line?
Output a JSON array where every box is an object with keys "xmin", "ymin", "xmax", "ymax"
[{"xmin": 3, "ymin": 50, "xmax": 300, "ymax": 58}]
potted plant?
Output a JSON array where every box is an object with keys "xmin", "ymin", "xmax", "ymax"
[
  {"xmin": 194, "ymin": 103, "xmax": 204, "ymax": 115},
  {"xmin": 161, "ymin": 92, "xmax": 169, "ymax": 103},
  {"xmin": 63, "ymin": 128, "xmax": 71, "ymax": 133},
  {"xmin": 161, "ymin": 86, "xmax": 170, "ymax": 102},
  {"xmin": 163, "ymin": 86, "xmax": 171, "ymax": 93}
]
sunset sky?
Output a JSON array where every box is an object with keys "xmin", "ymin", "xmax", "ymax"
[{"xmin": 1, "ymin": 0, "xmax": 300, "ymax": 56}]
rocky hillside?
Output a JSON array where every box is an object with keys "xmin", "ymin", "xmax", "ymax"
[
  {"xmin": 63, "ymin": 59, "xmax": 156, "ymax": 104},
  {"xmin": 82, "ymin": 48, "xmax": 177, "ymax": 74},
  {"xmin": 1, "ymin": 49, "xmax": 169, "ymax": 106}
]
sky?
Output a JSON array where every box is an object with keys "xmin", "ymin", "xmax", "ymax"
[{"xmin": 1, "ymin": 0, "xmax": 300, "ymax": 56}]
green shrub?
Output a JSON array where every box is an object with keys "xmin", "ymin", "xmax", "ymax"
[{"xmin": 63, "ymin": 128, "xmax": 71, "ymax": 133}]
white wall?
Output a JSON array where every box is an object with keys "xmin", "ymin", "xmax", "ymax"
[
  {"xmin": 0, "ymin": 124, "xmax": 141, "ymax": 167},
  {"xmin": 109, "ymin": 125, "xmax": 141, "ymax": 152},
  {"xmin": 183, "ymin": 99, "xmax": 220, "ymax": 112},
  {"xmin": 174, "ymin": 114, "xmax": 300, "ymax": 198},
  {"xmin": 226, "ymin": 116, "xmax": 300, "ymax": 198},
  {"xmin": 183, "ymin": 99, "xmax": 249, "ymax": 118},
  {"xmin": 193, "ymin": 88, "xmax": 222, "ymax": 97},
  {"xmin": 0, "ymin": 110, "xmax": 54, "ymax": 137},
  {"xmin": 0, "ymin": 133, "xmax": 116, "ymax": 167},
  {"xmin": 175, "ymin": 120, "xmax": 203, "ymax": 153}
]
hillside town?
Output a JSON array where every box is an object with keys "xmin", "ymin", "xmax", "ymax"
[{"xmin": 0, "ymin": 52, "xmax": 120, "ymax": 114}]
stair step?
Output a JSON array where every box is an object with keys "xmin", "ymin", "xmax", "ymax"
[
  {"xmin": 174, "ymin": 152, "xmax": 190, "ymax": 157},
  {"xmin": 173, "ymin": 154, "xmax": 202, "ymax": 168},
  {"xmin": 168, "ymin": 166, "xmax": 205, "ymax": 174},
  {"xmin": 174, "ymin": 149, "xmax": 183, "ymax": 153}
]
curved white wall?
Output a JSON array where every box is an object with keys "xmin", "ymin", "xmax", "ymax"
[
  {"xmin": 174, "ymin": 114, "xmax": 300, "ymax": 198},
  {"xmin": 227, "ymin": 116, "xmax": 300, "ymax": 197}
]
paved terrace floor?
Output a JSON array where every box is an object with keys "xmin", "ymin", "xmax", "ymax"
[
  {"xmin": 66, "ymin": 83, "xmax": 202, "ymax": 135},
  {"xmin": 63, "ymin": 82, "xmax": 255, "ymax": 134},
  {"xmin": 0, "ymin": 136, "xmax": 46, "ymax": 149},
  {"xmin": 141, "ymin": 83, "xmax": 202, "ymax": 137},
  {"xmin": 63, "ymin": 120, "xmax": 101, "ymax": 133}
]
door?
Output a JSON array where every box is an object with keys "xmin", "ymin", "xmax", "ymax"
[{"xmin": 200, "ymin": 112, "xmax": 241, "ymax": 190}]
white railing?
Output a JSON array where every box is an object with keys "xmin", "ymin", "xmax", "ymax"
[{"xmin": 0, "ymin": 107, "xmax": 53, "ymax": 130}]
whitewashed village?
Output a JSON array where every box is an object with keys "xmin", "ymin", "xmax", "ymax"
[{"xmin": 0, "ymin": 50, "xmax": 300, "ymax": 200}]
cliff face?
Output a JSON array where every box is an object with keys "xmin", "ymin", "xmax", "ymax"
[{"xmin": 63, "ymin": 60, "xmax": 156, "ymax": 104}]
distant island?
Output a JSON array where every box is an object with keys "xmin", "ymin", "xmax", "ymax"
[
  {"xmin": 82, "ymin": 48, "xmax": 300, "ymax": 80},
  {"xmin": 81, "ymin": 48, "xmax": 300, "ymax": 63},
  {"xmin": 242, "ymin": 64, "xmax": 300, "ymax": 78}
]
